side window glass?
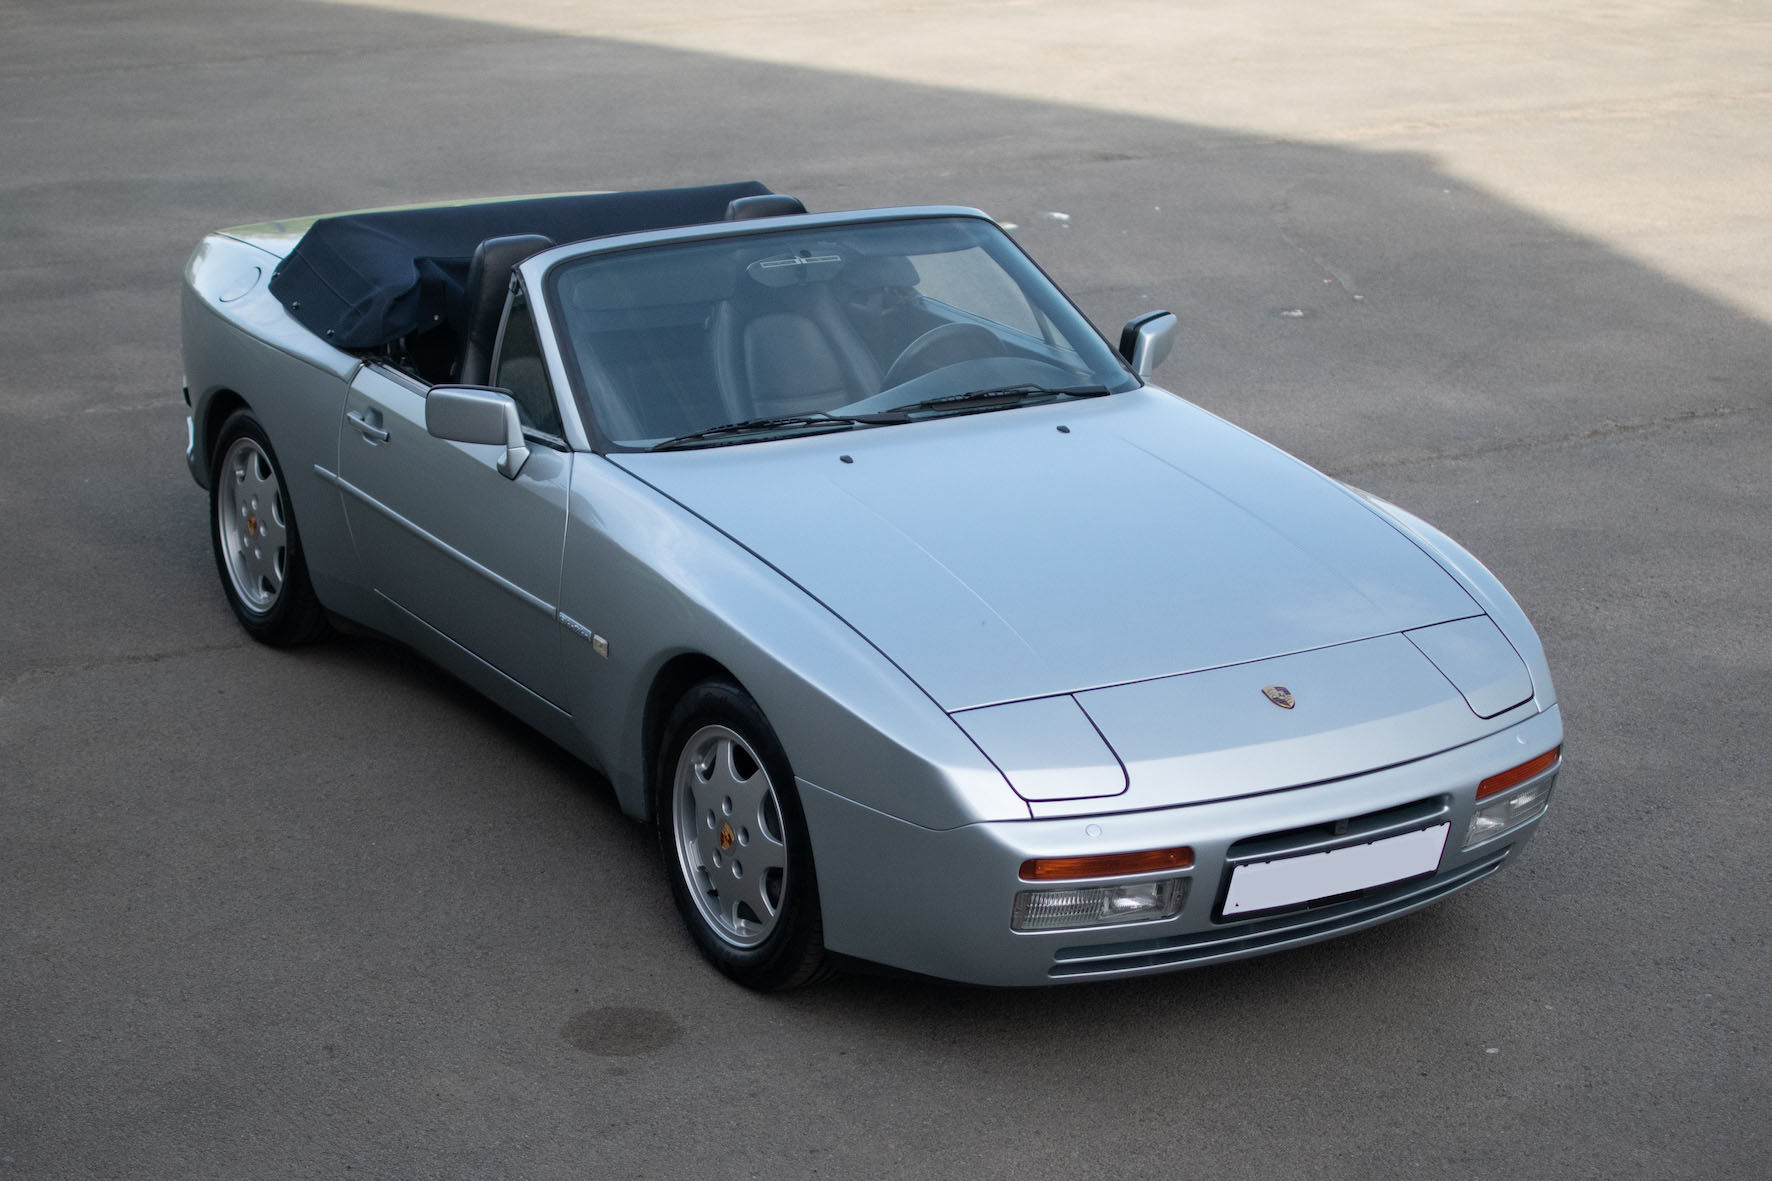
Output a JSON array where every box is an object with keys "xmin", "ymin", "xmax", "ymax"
[{"xmin": 492, "ymin": 290, "xmax": 564, "ymax": 437}]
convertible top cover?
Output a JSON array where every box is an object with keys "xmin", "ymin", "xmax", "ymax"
[{"xmin": 267, "ymin": 181, "xmax": 773, "ymax": 349}]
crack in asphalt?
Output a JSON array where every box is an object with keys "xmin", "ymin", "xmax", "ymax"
[
  {"xmin": 0, "ymin": 642, "xmax": 245, "ymax": 706},
  {"xmin": 81, "ymin": 399, "xmax": 185, "ymax": 415},
  {"xmin": 1277, "ymin": 226, "xmax": 1364, "ymax": 302},
  {"xmin": 1326, "ymin": 89, "xmax": 1772, "ymax": 143},
  {"xmin": 0, "ymin": 30, "xmax": 565, "ymax": 83},
  {"xmin": 1332, "ymin": 403, "xmax": 1758, "ymax": 478}
]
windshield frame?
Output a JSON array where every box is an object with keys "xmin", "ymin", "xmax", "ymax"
[{"xmin": 532, "ymin": 207, "xmax": 1141, "ymax": 454}]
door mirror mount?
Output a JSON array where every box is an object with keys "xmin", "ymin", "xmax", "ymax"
[
  {"xmin": 426, "ymin": 386, "xmax": 530, "ymax": 479},
  {"xmin": 1118, "ymin": 311, "xmax": 1178, "ymax": 380}
]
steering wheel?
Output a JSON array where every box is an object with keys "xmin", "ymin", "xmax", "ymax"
[{"xmin": 881, "ymin": 322, "xmax": 1008, "ymax": 389}]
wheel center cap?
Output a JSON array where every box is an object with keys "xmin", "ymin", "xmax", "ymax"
[
  {"xmin": 718, "ymin": 822, "xmax": 736, "ymax": 851},
  {"xmin": 246, "ymin": 514, "xmax": 258, "ymax": 536}
]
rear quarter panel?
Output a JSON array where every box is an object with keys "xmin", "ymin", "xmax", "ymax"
[{"xmin": 182, "ymin": 233, "xmax": 373, "ymax": 621}]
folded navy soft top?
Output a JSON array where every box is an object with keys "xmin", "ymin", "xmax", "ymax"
[{"xmin": 268, "ymin": 181, "xmax": 772, "ymax": 349}]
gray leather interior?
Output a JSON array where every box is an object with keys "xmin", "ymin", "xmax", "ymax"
[{"xmin": 709, "ymin": 285, "xmax": 881, "ymax": 420}]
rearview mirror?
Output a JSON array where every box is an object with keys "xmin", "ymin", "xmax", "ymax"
[
  {"xmin": 426, "ymin": 385, "xmax": 529, "ymax": 479},
  {"xmin": 1119, "ymin": 311, "xmax": 1178, "ymax": 379}
]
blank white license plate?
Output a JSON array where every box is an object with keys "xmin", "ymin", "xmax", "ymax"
[{"xmin": 1222, "ymin": 823, "xmax": 1450, "ymax": 916}]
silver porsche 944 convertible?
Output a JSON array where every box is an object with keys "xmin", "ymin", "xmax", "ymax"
[{"xmin": 181, "ymin": 182, "xmax": 1562, "ymax": 989}]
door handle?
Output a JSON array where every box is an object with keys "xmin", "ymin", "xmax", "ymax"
[{"xmin": 346, "ymin": 409, "xmax": 390, "ymax": 443}]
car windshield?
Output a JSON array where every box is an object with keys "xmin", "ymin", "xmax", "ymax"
[{"xmin": 545, "ymin": 216, "xmax": 1138, "ymax": 449}]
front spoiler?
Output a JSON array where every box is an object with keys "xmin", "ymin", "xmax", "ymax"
[{"xmin": 800, "ymin": 704, "xmax": 1562, "ymax": 986}]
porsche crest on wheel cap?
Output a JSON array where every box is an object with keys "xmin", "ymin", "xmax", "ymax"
[{"xmin": 1262, "ymin": 684, "xmax": 1296, "ymax": 709}]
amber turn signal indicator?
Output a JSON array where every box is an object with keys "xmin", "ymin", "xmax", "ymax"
[
  {"xmin": 1477, "ymin": 746, "xmax": 1561, "ymax": 801},
  {"xmin": 1019, "ymin": 846, "xmax": 1194, "ymax": 882}
]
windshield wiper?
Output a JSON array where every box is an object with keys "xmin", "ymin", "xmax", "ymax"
[
  {"xmin": 651, "ymin": 386, "xmax": 1112, "ymax": 449},
  {"xmin": 651, "ymin": 413, "xmax": 882, "ymax": 451},
  {"xmin": 882, "ymin": 384, "xmax": 1112, "ymax": 418}
]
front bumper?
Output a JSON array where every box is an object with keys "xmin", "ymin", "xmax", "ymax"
[{"xmin": 801, "ymin": 703, "xmax": 1561, "ymax": 986}]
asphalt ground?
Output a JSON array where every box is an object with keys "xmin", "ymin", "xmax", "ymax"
[{"xmin": 2, "ymin": 2, "xmax": 1768, "ymax": 1177}]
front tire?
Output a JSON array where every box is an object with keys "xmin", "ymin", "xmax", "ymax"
[
  {"xmin": 209, "ymin": 409, "xmax": 328, "ymax": 646},
  {"xmin": 655, "ymin": 681, "xmax": 830, "ymax": 990}
]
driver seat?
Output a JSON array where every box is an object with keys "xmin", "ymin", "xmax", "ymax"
[{"xmin": 708, "ymin": 286, "xmax": 881, "ymax": 421}]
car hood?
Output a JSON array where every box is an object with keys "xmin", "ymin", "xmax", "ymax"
[{"xmin": 612, "ymin": 388, "xmax": 1480, "ymax": 711}]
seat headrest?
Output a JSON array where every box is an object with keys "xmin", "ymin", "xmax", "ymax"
[
  {"xmin": 457, "ymin": 233, "xmax": 553, "ymax": 385},
  {"xmin": 724, "ymin": 195, "xmax": 808, "ymax": 221}
]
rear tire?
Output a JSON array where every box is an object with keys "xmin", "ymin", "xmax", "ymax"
[
  {"xmin": 209, "ymin": 409, "xmax": 328, "ymax": 646},
  {"xmin": 655, "ymin": 680, "xmax": 832, "ymax": 990}
]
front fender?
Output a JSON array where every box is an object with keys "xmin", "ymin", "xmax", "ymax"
[
  {"xmin": 556, "ymin": 454, "xmax": 1028, "ymax": 830},
  {"xmin": 1344, "ymin": 485, "xmax": 1557, "ymax": 714}
]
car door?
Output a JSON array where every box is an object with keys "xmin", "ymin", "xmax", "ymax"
[{"xmin": 335, "ymin": 293, "xmax": 573, "ymax": 710}]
